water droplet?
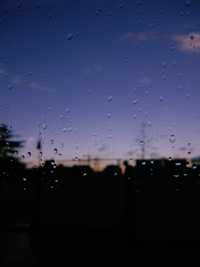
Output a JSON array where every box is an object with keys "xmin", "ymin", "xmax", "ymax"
[
  {"xmin": 161, "ymin": 74, "xmax": 167, "ymax": 80},
  {"xmin": 186, "ymin": 93, "xmax": 191, "ymax": 98},
  {"xmin": 133, "ymin": 114, "xmax": 137, "ymax": 119},
  {"xmin": 159, "ymin": 96, "xmax": 164, "ymax": 102},
  {"xmin": 17, "ymin": 1, "xmax": 23, "ymax": 9},
  {"xmin": 107, "ymin": 11, "xmax": 113, "ymax": 16},
  {"xmin": 96, "ymin": 8, "xmax": 103, "ymax": 15},
  {"xmin": 50, "ymin": 139, "xmax": 54, "ymax": 145},
  {"xmin": 42, "ymin": 123, "xmax": 47, "ymax": 130},
  {"xmin": 67, "ymin": 33, "xmax": 73, "ymax": 41},
  {"xmin": 119, "ymin": 1, "xmax": 125, "ymax": 8},
  {"xmin": 107, "ymin": 96, "xmax": 113, "ymax": 102},
  {"xmin": 124, "ymin": 56, "xmax": 129, "ymax": 63},
  {"xmin": 185, "ymin": 0, "xmax": 191, "ymax": 7},
  {"xmin": 8, "ymin": 84, "xmax": 14, "ymax": 91},
  {"xmin": 107, "ymin": 113, "xmax": 111, "ymax": 119},
  {"xmin": 107, "ymin": 135, "xmax": 112, "ymax": 139},
  {"xmin": 177, "ymin": 84, "xmax": 183, "ymax": 90},
  {"xmin": 63, "ymin": 128, "xmax": 67, "ymax": 133},
  {"xmin": 67, "ymin": 127, "xmax": 73, "ymax": 133},
  {"xmin": 132, "ymin": 99, "xmax": 138, "ymax": 105},
  {"xmin": 147, "ymin": 121, "xmax": 152, "ymax": 127},
  {"xmin": 169, "ymin": 134, "xmax": 176, "ymax": 144},
  {"xmin": 54, "ymin": 148, "xmax": 58, "ymax": 154},
  {"xmin": 61, "ymin": 143, "xmax": 64, "ymax": 148},
  {"xmin": 161, "ymin": 61, "xmax": 167, "ymax": 68},
  {"xmin": 35, "ymin": 3, "xmax": 41, "ymax": 9},
  {"xmin": 65, "ymin": 108, "xmax": 71, "ymax": 113},
  {"xmin": 136, "ymin": 0, "xmax": 144, "ymax": 6}
]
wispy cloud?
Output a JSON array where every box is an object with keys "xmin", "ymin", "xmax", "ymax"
[
  {"xmin": 0, "ymin": 68, "xmax": 8, "ymax": 76},
  {"xmin": 0, "ymin": 68, "xmax": 54, "ymax": 92},
  {"xmin": 29, "ymin": 81, "xmax": 55, "ymax": 93},
  {"xmin": 83, "ymin": 64, "xmax": 103, "ymax": 76},
  {"xmin": 121, "ymin": 30, "xmax": 200, "ymax": 53},
  {"xmin": 121, "ymin": 31, "xmax": 161, "ymax": 41},
  {"xmin": 138, "ymin": 76, "xmax": 152, "ymax": 87},
  {"xmin": 173, "ymin": 32, "xmax": 200, "ymax": 53}
]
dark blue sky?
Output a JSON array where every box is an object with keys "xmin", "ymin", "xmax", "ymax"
[{"xmin": 1, "ymin": 0, "xmax": 200, "ymax": 161}]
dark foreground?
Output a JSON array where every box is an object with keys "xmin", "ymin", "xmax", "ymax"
[{"xmin": 1, "ymin": 161, "xmax": 200, "ymax": 264}]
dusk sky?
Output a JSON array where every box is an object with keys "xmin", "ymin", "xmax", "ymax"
[{"xmin": 1, "ymin": 0, "xmax": 200, "ymax": 161}]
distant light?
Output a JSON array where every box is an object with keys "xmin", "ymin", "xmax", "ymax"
[{"xmin": 173, "ymin": 174, "xmax": 180, "ymax": 178}]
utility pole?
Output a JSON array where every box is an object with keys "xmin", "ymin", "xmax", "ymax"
[
  {"xmin": 31, "ymin": 124, "xmax": 43, "ymax": 238},
  {"xmin": 87, "ymin": 153, "xmax": 91, "ymax": 166},
  {"xmin": 36, "ymin": 124, "xmax": 43, "ymax": 167},
  {"xmin": 140, "ymin": 122, "xmax": 146, "ymax": 159}
]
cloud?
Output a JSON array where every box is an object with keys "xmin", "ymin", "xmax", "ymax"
[
  {"xmin": 0, "ymin": 66, "xmax": 54, "ymax": 92},
  {"xmin": 83, "ymin": 64, "xmax": 103, "ymax": 76},
  {"xmin": 121, "ymin": 31, "xmax": 200, "ymax": 53},
  {"xmin": 138, "ymin": 76, "xmax": 152, "ymax": 87},
  {"xmin": 0, "ymin": 68, "xmax": 8, "ymax": 76},
  {"xmin": 121, "ymin": 31, "xmax": 160, "ymax": 41},
  {"xmin": 173, "ymin": 33, "xmax": 200, "ymax": 52},
  {"xmin": 29, "ymin": 81, "xmax": 55, "ymax": 92}
]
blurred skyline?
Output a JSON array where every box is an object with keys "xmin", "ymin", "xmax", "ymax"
[{"xmin": 1, "ymin": 0, "xmax": 200, "ymax": 161}]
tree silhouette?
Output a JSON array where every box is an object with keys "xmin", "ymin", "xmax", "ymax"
[{"xmin": 0, "ymin": 123, "xmax": 24, "ymax": 160}]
